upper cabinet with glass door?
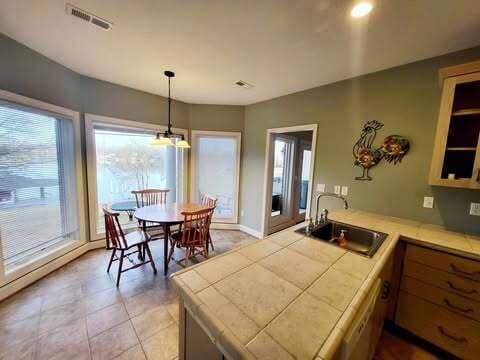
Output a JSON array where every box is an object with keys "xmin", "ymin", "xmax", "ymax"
[{"xmin": 429, "ymin": 61, "xmax": 480, "ymax": 189}]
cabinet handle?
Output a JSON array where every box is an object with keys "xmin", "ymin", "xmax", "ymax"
[
  {"xmin": 450, "ymin": 263, "xmax": 480, "ymax": 277},
  {"xmin": 447, "ymin": 281, "xmax": 478, "ymax": 295},
  {"xmin": 443, "ymin": 298, "xmax": 474, "ymax": 313},
  {"xmin": 437, "ymin": 326, "xmax": 467, "ymax": 343}
]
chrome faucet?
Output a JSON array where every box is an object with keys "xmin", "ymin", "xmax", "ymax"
[{"xmin": 314, "ymin": 192, "xmax": 349, "ymax": 226}]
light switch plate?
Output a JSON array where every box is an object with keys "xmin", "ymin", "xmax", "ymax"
[
  {"xmin": 334, "ymin": 185, "xmax": 341, "ymax": 195},
  {"xmin": 341, "ymin": 186, "xmax": 348, "ymax": 196},
  {"xmin": 470, "ymin": 203, "xmax": 480, "ymax": 216},
  {"xmin": 317, "ymin": 183, "xmax": 326, "ymax": 192},
  {"xmin": 423, "ymin": 196, "xmax": 434, "ymax": 209}
]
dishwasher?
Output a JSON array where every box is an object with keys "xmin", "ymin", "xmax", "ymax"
[{"xmin": 338, "ymin": 278, "xmax": 383, "ymax": 360}]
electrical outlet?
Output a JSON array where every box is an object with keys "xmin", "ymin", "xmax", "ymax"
[
  {"xmin": 470, "ymin": 203, "xmax": 480, "ymax": 216},
  {"xmin": 341, "ymin": 186, "xmax": 348, "ymax": 196},
  {"xmin": 423, "ymin": 196, "xmax": 434, "ymax": 209},
  {"xmin": 316, "ymin": 183, "xmax": 326, "ymax": 192},
  {"xmin": 334, "ymin": 185, "xmax": 341, "ymax": 195}
]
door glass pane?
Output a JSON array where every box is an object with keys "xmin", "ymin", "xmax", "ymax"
[
  {"xmin": 195, "ymin": 135, "xmax": 238, "ymax": 221},
  {"xmin": 299, "ymin": 149, "xmax": 311, "ymax": 214},
  {"xmin": 94, "ymin": 126, "xmax": 184, "ymax": 233},
  {"xmin": 272, "ymin": 139, "xmax": 289, "ymax": 217},
  {"xmin": 0, "ymin": 102, "xmax": 78, "ymax": 270}
]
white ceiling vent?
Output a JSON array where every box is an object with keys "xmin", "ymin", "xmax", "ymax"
[
  {"xmin": 235, "ymin": 80, "xmax": 254, "ymax": 89},
  {"xmin": 66, "ymin": 3, "xmax": 112, "ymax": 30}
]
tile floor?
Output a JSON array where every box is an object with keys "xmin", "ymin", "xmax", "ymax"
[{"xmin": 0, "ymin": 230, "xmax": 255, "ymax": 360}]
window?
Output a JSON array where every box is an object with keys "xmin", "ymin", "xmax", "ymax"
[
  {"xmin": 0, "ymin": 93, "xmax": 85, "ymax": 276},
  {"xmin": 86, "ymin": 114, "xmax": 186, "ymax": 239},
  {"xmin": 191, "ymin": 131, "xmax": 241, "ymax": 223}
]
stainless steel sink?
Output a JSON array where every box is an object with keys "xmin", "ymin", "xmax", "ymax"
[{"xmin": 295, "ymin": 221, "xmax": 388, "ymax": 257}]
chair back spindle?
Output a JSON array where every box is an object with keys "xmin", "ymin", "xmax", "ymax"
[
  {"xmin": 132, "ymin": 189, "xmax": 170, "ymax": 208},
  {"xmin": 181, "ymin": 207, "xmax": 214, "ymax": 248}
]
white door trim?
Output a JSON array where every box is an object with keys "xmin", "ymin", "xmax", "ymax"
[{"xmin": 260, "ymin": 124, "xmax": 318, "ymax": 237}]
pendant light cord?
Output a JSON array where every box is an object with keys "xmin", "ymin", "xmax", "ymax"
[{"xmin": 167, "ymin": 75, "xmax": 172, "ymax": 135}]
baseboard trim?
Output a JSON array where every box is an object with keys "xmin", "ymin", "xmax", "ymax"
[
  {"xmin": 239, "ymin": 225, "xmax": 263, "ymax": 239},
  {"xmin": 210, "ymin": 223, "xmax": 240, "ymax": 230},
  {"xmin": 0, "ymin": 239, "xmax": 105, "ymax": 301}
]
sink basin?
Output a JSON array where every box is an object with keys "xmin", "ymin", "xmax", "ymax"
[{"xmin": 295, "ymin": 221, "xmax": 388, "ymax": 257}]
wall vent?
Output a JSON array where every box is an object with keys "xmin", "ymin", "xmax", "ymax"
[
  {"xmin": 66, "ymin": 3, "xmax": 112, "ymax": 30},
  {"xmin": 235, "ymin": 80, "xmax": 254, "ymax": 89}
]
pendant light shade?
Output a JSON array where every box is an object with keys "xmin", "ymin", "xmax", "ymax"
[
  {"xmin": 151, "ymin": 132, "xmax": 173, "ymax": 146},
  {"xmin": 152, "ymin": 71, "xmax": 190, "ymax": 149},
  {"xmin": 176, "ymin": 139, "xmax": 191, "ymax": 149}
]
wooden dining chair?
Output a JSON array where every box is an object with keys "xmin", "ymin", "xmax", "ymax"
[
  {"xmin": 103, "ymin": 207, "xmax": 157, "ymax": 286},
  {"xmin": 200, "ymin": 193, "xmax": 217, "ymax": 253},
  {"xmin": 132, "ymin": 189, "xmax": 170, "ymax": 241},
  {"xmin": 167, "ymin": 207, "xmax": 214, "ymax": 267}
]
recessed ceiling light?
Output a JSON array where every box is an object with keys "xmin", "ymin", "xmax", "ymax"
[{"xmin": 351, "ymin": 2, "xmax": 373, "ymax": 18}]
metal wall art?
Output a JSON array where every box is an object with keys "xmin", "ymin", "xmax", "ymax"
[{"xmin": 353, "ymin": 120, "xmax": 410, "ymax": 181}]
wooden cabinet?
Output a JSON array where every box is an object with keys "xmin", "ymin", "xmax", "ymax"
[
  {"xmin": 429, "ymin": 61, "xmax": 480, "ymax": 189},
  {"xmin": 395, "ymin": 244, "xmax": 480, "ymax": 359}
]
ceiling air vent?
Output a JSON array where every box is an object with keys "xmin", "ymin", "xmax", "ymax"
[
  {"xmin": 66, "ymin": 3, "xmax": 112, "ymax": 30},
  {"xmin": 235, "ymin": 80, "xmax": 254, "ymax": 89}
]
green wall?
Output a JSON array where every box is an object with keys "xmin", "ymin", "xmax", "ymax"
[{"xmin": 240, "ymin": 47, "xmax": 480, "ymax": 235}]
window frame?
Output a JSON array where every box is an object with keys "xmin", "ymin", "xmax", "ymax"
[
  {"xmin": 0, "ymin": 89, "xmax": 87, "ymax": 286},
  {"xmin": 190, "ymin": 130, "xmax": 242, "ymax": 224},
  {"xmin": 85, "ymin": 113, "xmax": 188, "ymax": 240}
]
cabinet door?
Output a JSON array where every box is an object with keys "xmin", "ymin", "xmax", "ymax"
[{"xmin": 429, "ymin": 72, "xmax": 480, "ymax": 189}]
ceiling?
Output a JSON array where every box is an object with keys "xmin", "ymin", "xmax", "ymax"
[{"xmin": 1, "ymin": 1, "xmax": 479, "ymax": 105}]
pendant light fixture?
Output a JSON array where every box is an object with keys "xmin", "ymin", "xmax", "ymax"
[{"xmin": 151, "ymin": 71, "xmax": 190, "ymax": 148}]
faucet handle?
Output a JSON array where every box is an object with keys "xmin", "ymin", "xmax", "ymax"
[{"xmin": 320, "ymin": 208, "xmax": 329, "ymax": 223}]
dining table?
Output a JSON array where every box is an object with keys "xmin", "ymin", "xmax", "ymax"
[{"xmin": 134, "ymin": 202, "xmax": 210, "ymax": 275}]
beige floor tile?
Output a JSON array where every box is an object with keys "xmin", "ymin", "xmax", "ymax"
[
  {"xmin": 195, "ymin": 251, "xmax": 252, "ymax": 284},
  {"xmin": 124, "ymin": 289, "xmax": 166, "ymax": 318},
  {"xmin": 0, "ymin": 338, "xmax": 37, "ymax": 360},
  {"xmin": 332, "ymin": 252, "xmax": 374, "ymax": 281},
  {"xmin": 0, "ymin": 314, "xmax": 40, "ymax": 349},
  {"xmin": 197, "ymin": 286, "xmax": 260, "ymax": 344},
  {"xmin": 141, "ymin": 323, "xmax": 178, "ymax": 360},
  {"xmin": 289, "ymin": 237, "xmax": 345, "ymax": 264},
  {"xmin": 246, "ymin": 331, "xmax": 294, "ymax": 360},
  {"xmin": 131, "ymin": 305, "xmax": 175, "ymax": 341},
  {"xmin": 307, "ymin": 268, "xmax": 363, "ymax": 311},
  {"xmin": 38, "ymin": 301, "xmax": 86, "ymax": 336},
  {"xmin": 36, "ymin": 318, "xmax": 90, "ymax": 360},
  {"xmin": 90, "ymin": 320, "xmax": 139, "ymax": 360},
  {"xmin": 265, "ymin": 293, "xmax": 341, "ymax": 360},
  {"xmin": 80, "ymin": 287, "xmax": 123, "ymax": 315},
  {"xmin": 40, "ymin": 283, "xmax": 85, "ymax": 312},
  {"xmin": 86, "ymin": 302, "xmax": 129, "ymax": 338},
  {"xmin": 237, "ymin": 240, "xmax": 282, "ymax": 261},
  {"xmin": 259, "ymin": 248, "xmax": 329, "ymax": 289},
  {"xmin": 113, "ymin": 345, "xmax": 146, "ymax": 360},
  {"xmin": 215, "ymin": 264, "xmax": 301, "ymax": 327},
  {"xmin": 165, "ymin": 300, "xmax": 179, "ymax": 323},
  {"xmin": 0, "ymin": 294, "xmax": 42, "ymax": 325},
  {"xmin": 82, "ymin": 274, "xmax": 117, "ymax": 296}
]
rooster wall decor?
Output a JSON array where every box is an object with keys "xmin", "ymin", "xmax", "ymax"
[{"xmin": 353, "ymin": 120, "xmax": 410, "ymax": 181}]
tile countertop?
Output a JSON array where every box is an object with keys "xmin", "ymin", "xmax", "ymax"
[{"xmin": 171, "ymin": 209, "xmax": 480, "ymax": 360}]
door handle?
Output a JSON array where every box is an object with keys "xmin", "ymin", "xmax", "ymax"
[
  {"xmin": 450, "ymin": 263, "xmax": 480, "ymax": 277},
  {"xmin": 443, "ymin": 298, "xmax": 474, "ymax": 314},
  {"xmin": 437, "ymin": 326, "xmax": 467, "ymax": 343},
  {"xmin": 447, "ymin": 281, "xmax": 478, "ymax": 295}
]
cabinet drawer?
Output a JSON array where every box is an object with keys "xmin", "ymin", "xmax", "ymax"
[
  {"xmin": 401, "ymin": 276, "xmax": 480, "ymax": 322},
  {"xmin": 396, "ymin": 291, "xmax": 480, "ymax": 359},
  {"xmin": 404, "ymin": 259, "xmax": 480, "ymax": 302},
  {"xmin": 406, "ymin": 244, "xmax": 480, "ymax": 282}
]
